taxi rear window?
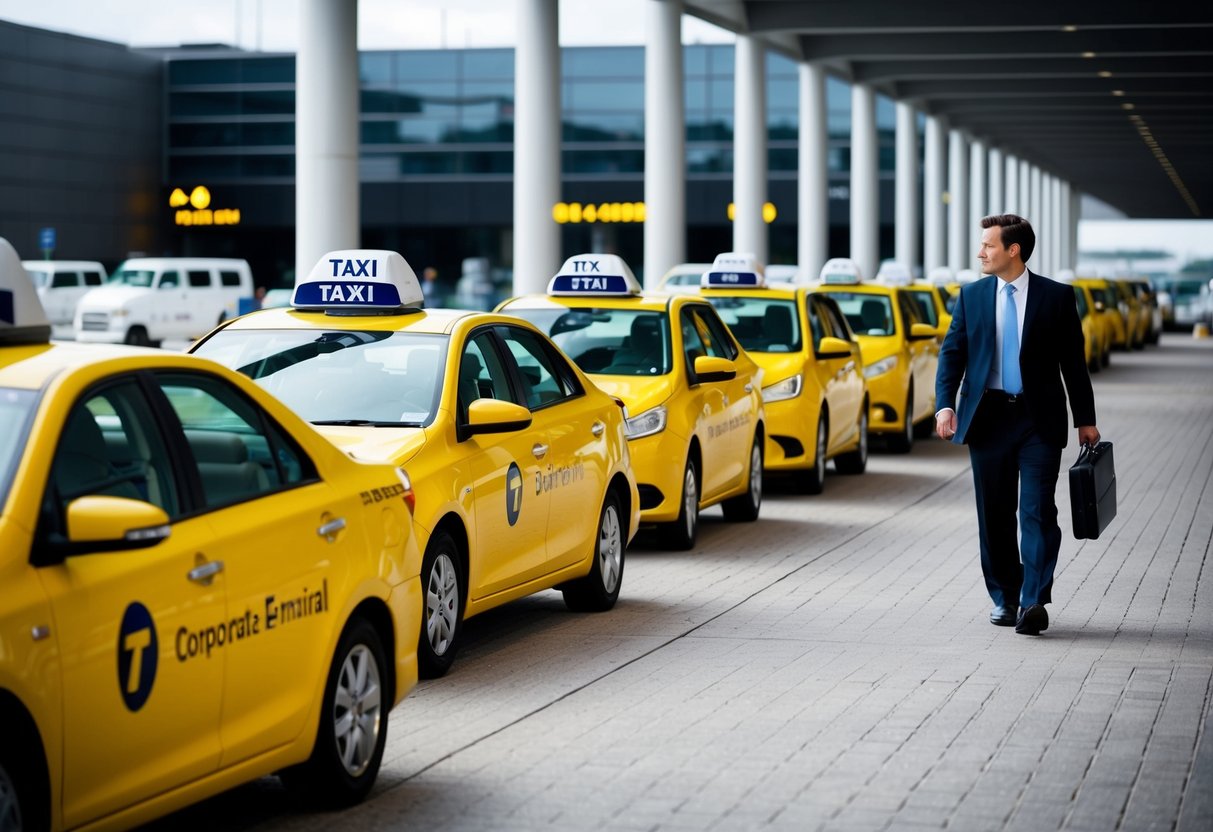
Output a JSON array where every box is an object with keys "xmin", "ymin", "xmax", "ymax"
[
  {"xmin": 0, "ymin": 388, "xmax": 37, "ymax": 511},
  {"xmin": 705, "ymin": 296, "xmax": 801, "ymax": 353},
  {"xmin": 507, "ymin": 308, "xmax": 672, "ymax": 376},
  {"xmin": 193, "ymin": 330, "xmax": 448, "ymax": 426},
  {"xmin": 824, "ymin": 292, "xmax": 896, "ymax": 337}
]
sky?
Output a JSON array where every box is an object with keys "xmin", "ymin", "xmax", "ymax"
[{"xmin": 4, "ymin": 1, "xmax": 1209, "ymax": 268}]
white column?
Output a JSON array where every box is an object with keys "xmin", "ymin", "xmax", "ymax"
[
  {"xmin": 295, "ymin": 0, "xmax": 358, "ymax": 277},
  {"xmin": 1039, "ymin": 173, "xmax": 1053, "ymax": 273},
  {"xmin": 1050, "ymin": 175, "xmax": 1063, "ymax": 274},
  {"xmin": 947, "ymin": 130, "xmax": 968, "ymax": 272},
  {"xmin": 968, "ymin": 138, "xmax": 987, "ymax": 258},
  {"xmin": 1070, "ymin": 186, "xmax": 1081, "ymax": 271},
  {"xmin": 1018, "ymin": 159, "xmax": 1031, "ymax": 220},
  {"xmin": 733, "ymin": 34, "xmax": 767, "ymax": 263},
  {"xmin": 513, "ymin": 0, "xmax": 561, "ymax": 294},
  {"xmin": 850, "ymin": 83, "xmax": 879, "ymax": 280},
  {"xmin": 644, "ymin": 0, "xmax": 685, "ymax": 289},
  {"xmin": 1028, "ymin": 165, "xmax": 1043, "ymax": 269},
  {"xmin": 894, "ymin": 101, "xmax": 919, "ymax": 272},
  {"xmin": 1059, "ymin": 180, "xmax": 1072, "ymax": 270},
  {"xmin": 987, "ymin": 147, "xmax": 1003, "ymax": 216},
  {"xmin": 923, "ymin": 115, "xmax": 947, "ymax": 274},
  {"xmin": 798, "ymin": 62, "xmax": 828, "ymax": 281},
  {"xmin": 1004, "ymin": 153, "xmax": 1019, "ymax": 214}
]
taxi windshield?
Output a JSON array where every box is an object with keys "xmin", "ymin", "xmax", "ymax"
[
  {"xmin": 193, "ymin": 330, "xmax": 448, "ymax": 426},
  {"xmin": 0, "ymin": 388, "xmax": 38, "ymax": 511},
  {"xmin": 705, "ymin": 297, "xmax": 801, "ymax": 353},
  {"xmin": 109, "ymin": 269, "xmax": 156, "ymax": 287},
  {"xmin": 827, "ymin": 293, "xmax": 896, "ymax": 337},
  {"xmin": 508, "ymin": 308, "xmax": 671, "ymax": 376}
]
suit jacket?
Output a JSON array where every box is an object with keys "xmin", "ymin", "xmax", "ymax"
[{"xmin": 935, "ymin": 271, "xmax": 1096, "ymax": 447}]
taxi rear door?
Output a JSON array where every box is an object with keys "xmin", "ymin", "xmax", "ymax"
[
  {"xmin": 683, "ymin": 305, "xmax": 752, "ymax": 497},
  {"xmin": 809, "ymin": 295, "xmax": 863, "ymax": 451},
  {"xmin": 32, "ymin": 379, "xmax": 225, "ymax": 829}
]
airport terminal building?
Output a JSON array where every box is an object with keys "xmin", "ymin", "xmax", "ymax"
[{"xmin": 1, "ymin": 19, "xmax": 899, "ymax": 295}]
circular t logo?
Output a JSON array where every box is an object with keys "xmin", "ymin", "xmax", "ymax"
[
  {"xmin": 117, "ymin": 602, "xmax": 158, "ymax": 712},
  {"xmin": 506, "ymin": 462, "xmax": 523, "ymax": 526}
]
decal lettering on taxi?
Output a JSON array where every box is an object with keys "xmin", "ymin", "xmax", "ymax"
[
  {"xmin": 118, "ymin": 601, "xmax": 158, "ymax": 712},
  {"xmin": 361, "ymin": 481, "xmax": 409, "ymax": 506},
  {"xmin": 708, "ymin": 412, "xmax": 751, "ymax": 439},
  {"xmin": 536, "ymin": 460, "xmax": 585, "ymax": 494},
  {"xmin": 506, "ymin": 461, "xmax": 523, "ymax": 526},
  {"xmin": 174, "ymin": 580, "xmax": 329, "ymax": 662}
]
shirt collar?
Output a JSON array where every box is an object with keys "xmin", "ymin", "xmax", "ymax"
[{"xmin": 1008, "ymin": 269, "xmax": 1029, "ymax": 291}]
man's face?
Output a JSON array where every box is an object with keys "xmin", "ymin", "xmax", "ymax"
[{"xmin": 978, "ymin": 226, "xmax": 1017, "ymax": 279}]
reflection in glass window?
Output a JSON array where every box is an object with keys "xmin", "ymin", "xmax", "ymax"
[
  {"xmin": 397, "ymin": 50, "xmax": 459, "ymax": 81},
  {"xmin": 707, "ymin": 297, "xmax": 801, "ymax": 353},
  {"xmin": 462, "ymin": 48, "xmax": 514, "ymax": 79},
  {"xmin": 562, "ymin": 149, "xmax": 644, "ymax": 175},
  {"xmin": 240, "ymin": 57, "xmax": 294, "ymax": 83},
  {"xmin": 825, "ymin": 293, "xmax": 897, "ymax": 337},
  {"xmin": 0, "ymin": 388, "xmax": 36, "ymax": 508},
  {"xmin": 241, "ymin": 90, "xmax": 295, "ymax": 116},
  {"xmin": 566, "ymin": 80, "xmax": 645, "ymax": 113},
  {"xmin": 563, "ymin": 46, "xmax": 643, "ymax": 78},
  {"xmin": 360, "ymin": 52, "xmax": 394, "ymax": 85},
  {"xmin": 506, "ymin": 307, "xmax": 672, "ymax": 377}
]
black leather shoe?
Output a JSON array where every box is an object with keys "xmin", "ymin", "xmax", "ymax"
[
  {"xmin": 1015, "ymin": 604, "xmax": 1049, "ymax": 635},
  {"xmin": 990, "ymin": 605, "xmax": 1018, "ymax": 626}
]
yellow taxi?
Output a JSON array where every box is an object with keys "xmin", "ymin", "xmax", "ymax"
[
  {"xmin": 695, "ymin": 253, "xmax": 868, "ymax": 493},
  {"xmin": 1074, "ymin": 276, "xmax": 1118, "ymax": 366},
  {"xmin": 0, "ymin": 238, "xmax": 423, "ymax": 830},
  {"xmin": 496, "ymin": 254, "xmax": 765, "ymax": 550},
  {"xmin": 810, "ymin": 258, "xmax": 940, "ymax": 453},
  {"xmin": 877, "ymin": 262, "xmax": 953, "ymax": 339},
  {"xmin": 1058, "ymin": 270, "xmax": 1105, "ymax": 373},
  {"xmin": 190, "ymin": 250, "xmax": 639, "ymax": 679},
  {"xmin": 1112, "ymin": 278, "xmax": 1148, "ymax": 350}
]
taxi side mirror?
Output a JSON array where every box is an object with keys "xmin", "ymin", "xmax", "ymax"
[
  {"xmin": 816, "ymin": 336, "xmax": 853, "ymax": 360},
  {"xmin": 462, "ymin": 398, "xmax": 532, "ymax": 439},
  {"xmin": 33, "ymin": 495, "xmax": 171, "ymax": 565},
  {"xmin": 908, "ymin": 323, "xmax": 937, "ymax": 341},
  {"xmin": 1093, "ymin": 300, "xmax": 1106, "ymax": 313},
  {"xmin": 692, "ymin": 355, "xmax": 737, "ymax": 383}
]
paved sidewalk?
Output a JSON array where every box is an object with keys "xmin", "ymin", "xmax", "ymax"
[{"xmin": 153, "ymin": 334, "xmax": 1212, "ymax": 831}]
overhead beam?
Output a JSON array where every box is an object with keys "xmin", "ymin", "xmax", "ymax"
[
  {"xmin": 853, "ymin": 56, "xmax": 1213, "ymax": 84},
  {"xmin": 796, "ymin": 28, "xmax": 1213, "ymax": 60}
]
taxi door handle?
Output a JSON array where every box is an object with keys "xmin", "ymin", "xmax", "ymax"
[
  {"xmin": 317, "ymin": 517, "xmax": 347, "ymax": 541},
  {"xmin": 532, "ymin": 443, "xmax": 549, "ymax": 459},
  {"xmin": 591, "ymin": 422, "xmax": 605, "ymax": 437},
  {"xmin": 744, "ymin": 384, "xmax": 753, "ymax": 393},
  {"xmin": 188, "ymin": 560, "xmax": 224, "ymax": 584}
]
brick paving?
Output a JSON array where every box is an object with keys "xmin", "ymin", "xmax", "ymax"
[{"xmin": 152, "ymin": 334, "xmax": 1212, "ymax": 832}]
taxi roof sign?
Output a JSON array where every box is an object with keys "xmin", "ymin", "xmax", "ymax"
[
  {"xmin": 702, "ymin": 252, "xmax": 765, "ymax": 288},
  {"xmin": 875, "ymin": 261, "xmax": 913, "ymax": 286},
  {"xmin": 955, "ymin": 268, "xmax": 980, "ymax": 284},
  {"xmin": 820, "ymin": 257, "xmax": 863, "ymax": 285},
  {"xmin": 0, "ymin": 237, "xmax": 52, "ymax": 345},
  {"xmin": 293, "ymin": 250, "xmax": 424, "ymax": 314},
  {"xmin": 547, "ymin": 254, "xmax": 642, "ymax": 296},
  {"xmin": 927, "ymin": 266, "xmax": 955, "ymax": 285},
  {"xmin": 1055, "ymin": 269, "xmax": 1077, "ymax": 283}
]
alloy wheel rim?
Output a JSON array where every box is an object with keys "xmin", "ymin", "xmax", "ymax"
[
  {"xmin": 0, "ymin": 766, "xmax": 21, "ymax": 832},
  {"xmin": 426, "ymin": 552, "xmax": 458, "ymax": 655},
  {"xmin": 333, "ymin": 643, "xmax": 381, "ymax": 777},
  {"xmin": 750, "ymin": 445, "xmax": 763, "ymax": 508},
  {"xmin": 859, "ymin": 411, "xmax": 868, "ymax": 462},
  {"xmin": 816, "ymin": 421, "xmax": 827, "ymax": 482},
  {"xmin": 684, "ymin": 466, "xmax": 698, "ymax": 538},
  {"xmin": 598, "ymin": 504, "xmax": 622, "ymax": 592}
]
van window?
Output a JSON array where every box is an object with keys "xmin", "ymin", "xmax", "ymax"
[
  {"xmin": 188, "ymin": 271, "xmax": 211, "ymax": 288},
  {"xmin": 159, "ymin": 272, "xmax": 180, "ymax": 289},
  {"xmin": 83, "ymin": 271, "xmax": 103, "ymax": 287},
  {"xmin": 51, "ymin": 272, "xmax": 80, "ymax": 289},
  {"xmin": 220, "ymin": 271, "xmax": 242, "ymax": 287}
]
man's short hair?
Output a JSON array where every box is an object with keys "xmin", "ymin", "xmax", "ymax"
[{"xmin": 981, "ymin": 214, "xmax": 1036, "ymax": 263}]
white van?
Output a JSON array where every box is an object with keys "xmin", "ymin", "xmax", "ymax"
[
  {"xmin": 21, "ymin": 260, "xmax": 106, "ymax": 328},
  {"xmin": 74, "ymin": 257, "xmax": 254, "ymax": 347}
]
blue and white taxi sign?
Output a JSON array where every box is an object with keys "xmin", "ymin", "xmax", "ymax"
[
  {"xmin": 547, "ymin": 254, "xmax": 641, "ymax": 296},
  {"xmin": 0, "ymin": 237, "xmax": 51, "ymax": 345},
  {"xmin": 702, "ymin": 252, "xmax": 764, "ymax": 288},
  {"xmin": 819, "ymin": 257, "xmax": 863, "ymax": 285},
  {"xmin": 293, "ymin": 250, "xmax": 423, "ymax": 313},
  {"xmin": 875, "ymin": 261, "xmax": 913, "ymax": 286}
]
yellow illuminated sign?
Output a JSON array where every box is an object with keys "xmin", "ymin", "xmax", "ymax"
[
  {"xmin": 171, "ymin": 186, "xmax": 240, "ymax": 226},
  {"xmin": 553, "ymin": 202, "xmax": 646, "ymax": 224},
  {"xmin": 727, "ymin": 202, "xmax": 778, "ymax": 224}
]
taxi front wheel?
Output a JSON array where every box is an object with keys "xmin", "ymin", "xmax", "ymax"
[
  {"xmin": 562, "ymin": 491, "xmax": 625, "ymax": 612},
  {"xmin": 418, "ymin": 530, "xmax": 463, "ymax": 679},
  {"xmin": 282, "ymin": 618, "xmax": 388, "ymax": 807},
  {"xmin": 658, "ymin": 457, "xmax": 700, "ymax": 550},
  {"xmin": 722, "ymin": 437, "xmax": 763, "ymax": 522}
]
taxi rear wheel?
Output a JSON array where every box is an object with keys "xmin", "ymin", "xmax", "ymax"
[
  {"xmin": 835, "ymin": 406, "xmax": 868, "ymax": 475},
  {"xmin": 889, "ymin": 388, "xmax": 914, "ymax": 454},
  {"xmin": 562, "ymin": 492, "xmax": 625, "ymax": 612},
  {"xmin": 659, "ymin": 457, "xmax": 700, "ymax": 550},
  {"xmin": 799, "ymin": 415, "xmax": 828, "ymax": 495},
  {"xmin": 282, "ymin": 618, "xmax": 388, "ymax": 807},
  {"xmin": 418, "ymin": 531, "xmax": 463, "ymax": 679},
  {"xmin": 722, "ymin": 437, "xmax": 763, "ymax": 522}
]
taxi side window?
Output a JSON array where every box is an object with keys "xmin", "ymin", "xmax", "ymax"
[
  {"xmin": 680, "ymin": 309, "xmax": 709, "ymax": 365},
  {"xmin": 156, "ymin": 373, "xmax": 315, "ymax": 509},
  {"xmin": 909, "ymin": 290, "xmax": 938, "ymax": 326},
  {"xmin": 458, "ymin": 332, "xmax": 514, "ymax": 419},
  {"xmin": 692, "ymin": 306, "xmax": 739, "ymax": 360},
  {"xmin": 41, "ymin": 381, "xmax": 182, "ymax": 545},
  {"xmin": 820, "ymin": 297, "xmax": 856, "ymax": 341},
  {"xmin": 806, "ymin": 298, "xmax": 827, "ymax": 350},
  {"xmin": 498, "ymin": 326, "xmax": 580, "ymax": 410},
  {"xmin": 897, "ymin": 292, "xmax": 922, "ymax": 329}
]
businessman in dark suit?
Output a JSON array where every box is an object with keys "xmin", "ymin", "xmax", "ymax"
[{"xmin": 935, "ymin": 214, "xmax": 1100, "ymax": 635}]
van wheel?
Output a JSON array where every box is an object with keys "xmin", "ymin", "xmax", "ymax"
[{"xmin": 124, "ymin": 326, "xmax": 151, "ymax": 347}]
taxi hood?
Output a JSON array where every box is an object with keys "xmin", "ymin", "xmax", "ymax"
[
  {"xmin": 312, "ymin": 424, "xmax": 427, "ymax": 466},
  {"xmin": 586, "ymin": 374, "xmax": 671, "ymax": 415}
]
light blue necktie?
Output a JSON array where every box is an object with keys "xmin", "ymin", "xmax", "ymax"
[{"xmin": 1002, "ymin": 284, "xmax": 1022, "ymax": 394}]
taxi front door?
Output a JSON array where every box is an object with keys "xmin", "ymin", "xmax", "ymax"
[
  {"xmin": 34, "ymin": 384, "xmax": 225, "ymax": 829},
  {"xmin": 899, "ymin": 292, "xmax": 939, "ymax": 421},
  {"xmin": 682, "ymin": 307, "xmax": 749, "ymax": 499},
  {"xmin": 811, "ymin": 296, "xmax": 864, "ymax": 449},
  {"xmin": 459, "ymin": 332, "xmax": 552, "ymax": 598}
]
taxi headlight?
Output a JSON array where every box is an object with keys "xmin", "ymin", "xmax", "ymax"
[
  {"xmin": 863, "ymin": 356, "xmax": 897, "ymax": 379},
  {"xmin": 762, "ymin": 373, "xmax": 802, "ymax": 402},
  {"xmin": 624, "ymin": 405, "xmax": 667, "ymax": 440}
]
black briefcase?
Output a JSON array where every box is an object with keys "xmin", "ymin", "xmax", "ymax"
[{"xmin": 1069, "ymin": 441, "xmax": 1116, "ymax": 539}]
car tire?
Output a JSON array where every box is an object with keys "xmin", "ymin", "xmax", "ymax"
[
  {"xmin": 281, "ymin": 618, "xmax": 388, "ymax": 808},
  {"xmin": 417, "ymin": 530, "xmax": 463, "ymax": 679},
  {"xmin": 562, "ymin": 491, "xmax": 625, "ymax": 612},
  {"xmin": 798, "ymin": 414, "xmax": 827, "ymax": 494},
  {"xmin": 835, "ymin": 405, "xmax": 868, "ymax": 475},
  {"xmin": 722, "ymin": 435, "xmax": 763, "ymax": 522},
  {"xmin": 0, "ymin": 725, "xmax": 48, "ymax": 832},
  {"xmin": 659, "ymin": 456, "xmax": 699, "ymax": 550},
  {"xmin": 888, "ymin": 388, "xmax": 914, "ymax": 454},
  {"xmin": 124, "ymin": 326, "xmax": 150, "ymax": 347}
]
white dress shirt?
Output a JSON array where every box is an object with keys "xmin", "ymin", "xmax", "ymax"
[{"xmin": 989, "ymin": 269, "xmax": 1029, "ymax": 391}]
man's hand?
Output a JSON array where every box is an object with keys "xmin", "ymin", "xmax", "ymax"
[
  {"xmin": 936, "ymin": 409, "xmax": 957, "ymax": 440},
  {"xmin": 1078, "ymin": 425, "xmax": 1101, "ymax": 447}
]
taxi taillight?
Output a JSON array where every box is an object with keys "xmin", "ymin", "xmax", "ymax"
[{"xmin": 398, "ymin": 468, "xmax": 416, "ymax": 513}]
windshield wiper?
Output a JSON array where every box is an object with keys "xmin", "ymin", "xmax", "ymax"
[{"xmin": 311, "ymin": 419, "xmax": 420, "ymax": 427}]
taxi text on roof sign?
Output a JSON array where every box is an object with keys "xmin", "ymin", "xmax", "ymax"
[
  {"xmin": 0, "ymin": 236, "xmax": 52, "ymax": 344},
  {"xmin": 292, "ymin": 249, "xmax": 425, "ymax": 313},
  {"xmin": 703, "ymin": 252, "xmax": 765, "ymax": 288},
  {"xmin": 547, "ymin": 254, "xmax": 642, "ymax": 296},
  {"xmin": 820, "ymin": 257, "xmax": 864, "ymax": 285}
]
